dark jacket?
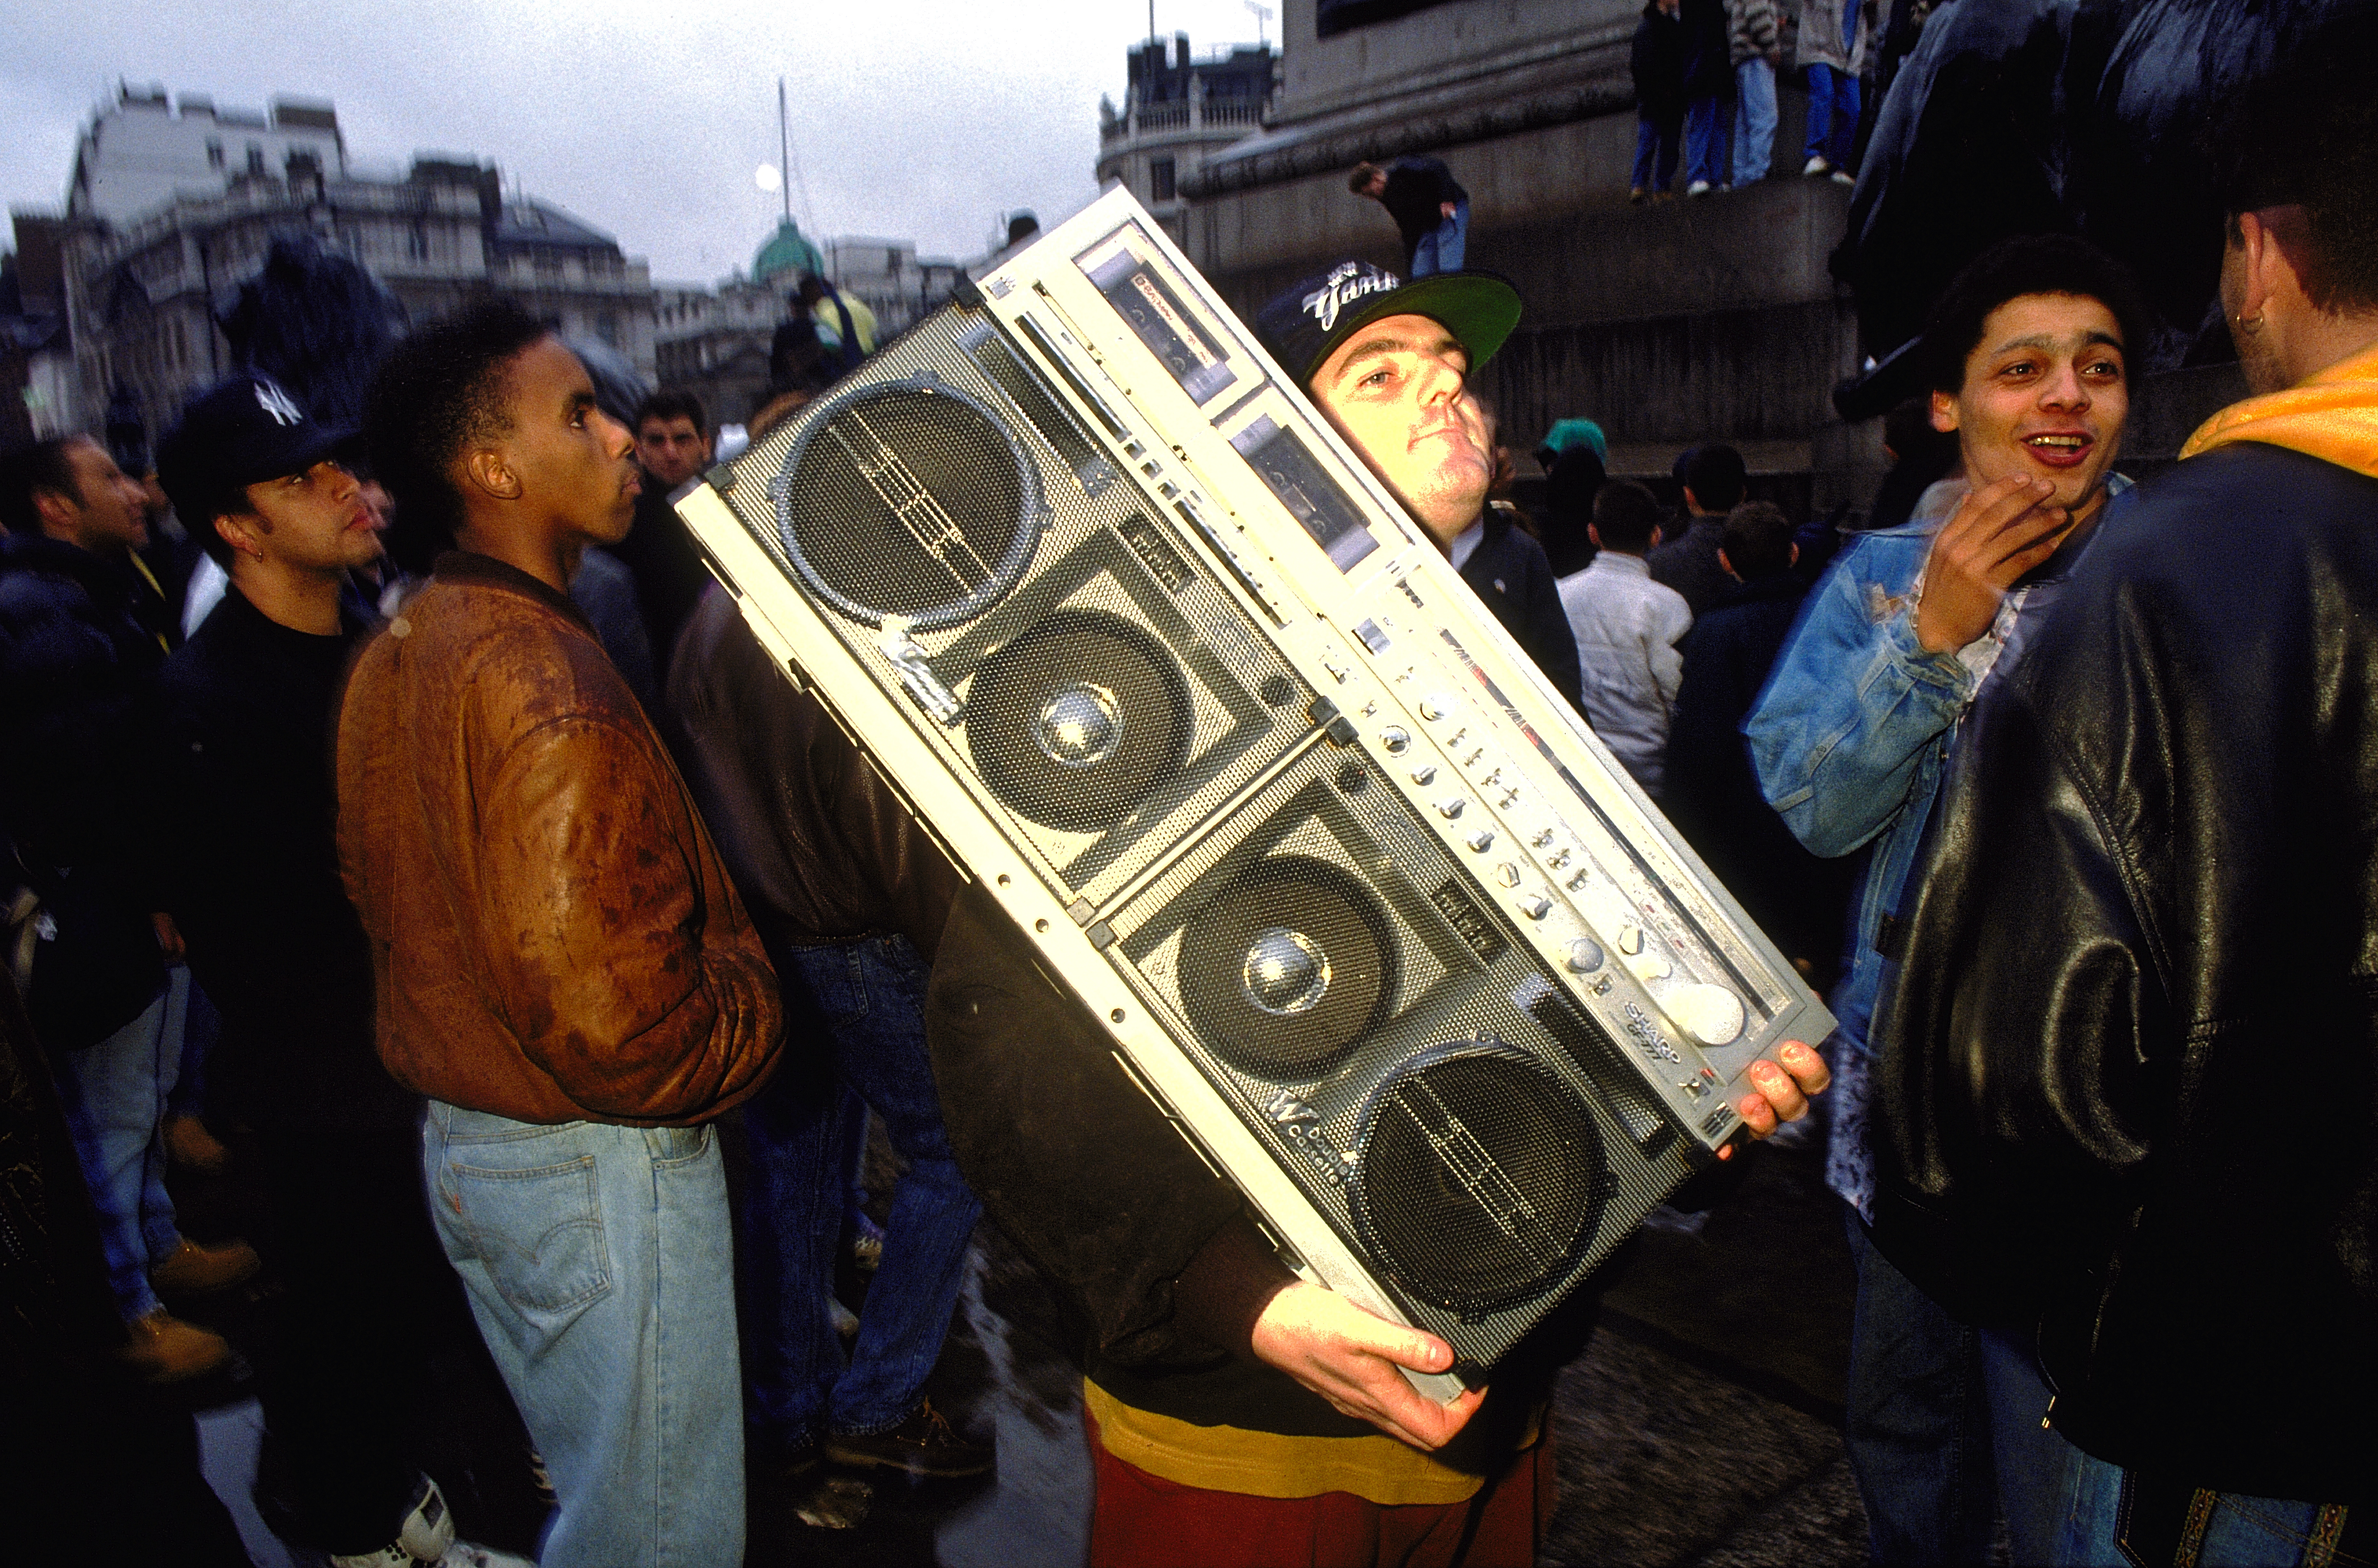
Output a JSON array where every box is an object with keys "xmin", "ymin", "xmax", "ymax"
[
  {"xmin": 1377, "ymin": 158, "xmax": 1467, "ymax": 262},
  {"xmin": 665, "ymin": 588, "xmax": 964, "ymax": 963},
  {"xmin": 1461, "ymin": 506, "xmax": 1586, "ymax": 715},
  {"xmin": 1662, "ymin": 571, "xmax": 1848, "ymax": 977},
  {"xmin": 1681, "ymin": 0, "xmax": 1732, "ymax": 98},
  {"xmin": 1631, "ymin": 2, "xmax": 1688, "ymax": 121},
  {"xmin": 1647, "ymin": 514, "xmax": 1733, "ymax": 616},
  {"xmin": 336, "ymin": 552, "xmax": 782, "ymax": 1126},
  {"xmin": 153, "ymin": 587, "xmax": 408, "ymax": 1130},
  {"xmin": 1872, "ymin": 444, "xmax": 2378, "ymax": 1503},
  {"xmin": 0, "ymin": 535, "xmax": 167, "ymax": 1049},
  {"xmin": 609, "ymin": 482, "xmax": 715, "ymax": 683}
]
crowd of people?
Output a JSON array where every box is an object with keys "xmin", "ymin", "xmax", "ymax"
[{"xmin": 2, "ymin": 7, "xmax": 2374, "ymax": 1566}]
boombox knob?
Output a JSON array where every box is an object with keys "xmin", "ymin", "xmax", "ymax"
[
  {"xmin": 1566, "ymin": 938, "xmax": 1605, "ymax": 975},
  {"xmin": 1668, "ymin": 983, "xmax": 1748, "ymax": 1048}
]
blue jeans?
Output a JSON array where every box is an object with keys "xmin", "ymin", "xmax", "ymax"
[
  {"xmin": 2051, "ymin": 1443, "xmax": 2350, "ymax": 1566},
  {"xmin": 1843, "ymin": 1209, "xmax": 2069, "ymax": 1566},
  {"xmin": 740, "ymin": 934, "xmax": 982, "ymax": 1445},
  {"xmin": 1805, "ymin": 63, "xmax": 1861, "ymax": 168},
  {"xmin": 1685, "ymin": 95, "xmax": 1725, "ymax": 187},
  {"xmin": 1409, "ymin": 197, "xmax": 1468, "ymax": 276},
  {"xmin": 1734, "ymin": 58, "xmax": 1778, "ymax": 181},
  {"xmin": 50, "ymin": 979, "xmax": 182, "ymax": 1319},
  {"xmin": 423, "ymin": 1102, "xmax": 744, "ymax": 1568},
  {"xmin": 1633, "ymin": 113, "xmax": 1681, "ymax": 192}
]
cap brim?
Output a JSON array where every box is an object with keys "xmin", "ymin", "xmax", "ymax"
[
  {"xmin": 233, "ymin": 422, "xmax": 366, "ymax": 487},
  {"xmin": 1298, "ymin": 270, "xmax": 1524, "ymax": 385}
]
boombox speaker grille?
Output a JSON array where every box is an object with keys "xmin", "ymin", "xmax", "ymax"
[
  {"xmin": 965, "ymin": 609, "xmax": 1192, "ymax": 835},
  {"xmin": 1351, "ymin": 1044, "xmax": 1607, "ymax": 1314},
  {"xmin": 1178, "ymin": 854, "xmax": 1396, "ymax": 1081},
  {"xmin": 771, "ymin": 380, "xmax": 1041, "ymax": 630}
]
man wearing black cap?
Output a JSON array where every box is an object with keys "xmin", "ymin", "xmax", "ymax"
[
  {"xmin": 923, "ymin": 263, "xmax": 1824, "ymax": 1565},
  {"xmin": 1253, "ymin": 261, "xmax": 1582, "ymax": 714},
  {"xmin": 152, "ymin": 379, "xmax": 520, "ymax": 1567}
]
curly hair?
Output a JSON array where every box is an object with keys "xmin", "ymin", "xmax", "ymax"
[
  {"xmin": 364, "ymin": 301, "xmax": 551, "ymax": 570},
  {"xmin": 1921, "ymin": 234, "xmax": 2153, "ymax": 395}
]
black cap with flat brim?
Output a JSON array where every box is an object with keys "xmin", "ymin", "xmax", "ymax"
[
  {"xmin": 157, "ymin": 374, "xmax": 362, "ymax": 523},
  {"xmin": 1255, "ymin": 261, "xmax": 1523, "ymax": 390}
]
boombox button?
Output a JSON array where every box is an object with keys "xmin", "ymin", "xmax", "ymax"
[
  {"xmin": 1380, "ymin": 726, "xmax": 1411, "ymax": 755},
  {"xmin": 1494, "ymin": 862, "xmax": 1521, "ymax": 886},
  {"xmin": 1670, "ymin": 983, "xmax": 1748, "ymax": 1048},
  {"xmin": 1617, "ymin": 925, "xmax": 1645, "ymax": 955},
  {"xmin": 1518, "ymin": 894, "xmax": 1553, "ymax": 920},
  {"xmin": 1567, "ymin": 938, "xmax": 1605, "ymax": 974},
  {"xmin": 1410, "ymin": 764, "xmax": 1437, "ymax": 786},
  {"xmin": 1437, "ymin": 797, "xmax": 1466, "ymax": 820},
  {"xmin": 1465, "ymin": 829, "xmax": 1495, "ymax": 853},
  {"xmin": 1419, "ymin": 697, "xmax": 1449, "ymax": 721}
]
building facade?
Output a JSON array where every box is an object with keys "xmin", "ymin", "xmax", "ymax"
[
  {"xmin": 1097, "ymin": 35, "xmax": 1278, "ymax": 244},
  {"xmin": 29, "ymin": 85, "xmax": 654, "ymax": 451}
]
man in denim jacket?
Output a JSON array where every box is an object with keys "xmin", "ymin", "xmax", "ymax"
[{"xmin": 1746, "ymin": 234, "xmax": 2145, "ymax": 1566}]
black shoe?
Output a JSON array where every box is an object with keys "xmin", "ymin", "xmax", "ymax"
[{"xmin": 824, "ymin": 1400, "xmax": 994, "ymax": 1478}]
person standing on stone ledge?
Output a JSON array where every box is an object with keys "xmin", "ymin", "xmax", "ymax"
[{"xmin": 1349, "ymin": 157, "xmax": 1470, "ymax": 276}]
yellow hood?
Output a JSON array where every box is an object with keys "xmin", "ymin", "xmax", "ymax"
[{"xmin": 2180, "ymin": 340, "xmax": 2378, "ymax": 478}]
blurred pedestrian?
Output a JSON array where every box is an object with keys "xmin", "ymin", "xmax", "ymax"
[
  {"xmin": 1631, "ymin": 0, "xmax": 1687, "ymax": 202},
  {"xmin": 1682, "ymin": 0, "xmax": 1732, "ymax": 194},
  {"xmin": 1348, "ymin": 157, "xmax": 1471, "ymax": 276},
  {"xmin": 1648, "ymin": 442, "xmax": 1748, "ymax": 612},
  {"xmin": 1799, "ymin": 0, "xmax": 1874, "ymax": 181},
  {"xmin": 1563, "ymin": 478, "xmax": 1692, "ymax": 795},
  {"xmin": 1729, "ymin": 0, "xmax": 1783, "ymax": 184}
]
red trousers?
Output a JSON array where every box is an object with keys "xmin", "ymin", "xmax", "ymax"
[{"xmin": 1085, "ymin": 1408, "xmax": 1556, "ymax": 1568}]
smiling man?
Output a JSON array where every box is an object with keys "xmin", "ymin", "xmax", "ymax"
[
  {"xmin": 339, "ymin": 303, "xmax": 783, "ymax": 1567},
  {"xmin": 1255, "ymin": 261, "xmax": 1583, "ymax": 713},
  {"xmin": 1746, "ymin": 233, "xmax": 2150, "ymax": 1567}
]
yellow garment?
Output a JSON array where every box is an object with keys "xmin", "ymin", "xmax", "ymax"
[
  {"xmin": 812, "ymin": 291, "xmax": 878, "ymax": 355},
  {"xmin": 1082, "ymin": 1379, "xmax": 1538, "ymax": 1507},
  {"xmin": 2180, "ymin": 340, "xmax": 2378, "ymax": 478}
]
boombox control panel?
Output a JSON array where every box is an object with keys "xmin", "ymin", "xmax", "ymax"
[{"xmin": 678, "ymin": 188, "xmax": 1834, "ymax": 1398}]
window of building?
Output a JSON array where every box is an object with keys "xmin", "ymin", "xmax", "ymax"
[
  {"xmin": 206, "ymin": 139, "xmax": 224, "ymax": 170},
  {"xmin": 246, "ymin": 144, "xmax": 266, "ymax": 177},
  {"xmin": 406, "ymin": 226, "xmax": 428, "ymax": 262},
  {"xmin": 1150, "ymin": 156, "xmax": 1177, "ymax": 203}
]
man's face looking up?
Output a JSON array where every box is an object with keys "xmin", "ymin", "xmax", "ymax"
[
  {"xmin": 1309, "ymin": 312, "xmax": 1493, "ymax": 551},
  {"xmin": 1931, "ymin": 291, "xmax": 2129, "ymax": 527},
  {"xmin": 635, "ymin": 415, "xmax": 710, "ymax": 491},
  {"xmin": 229, "ymin": 458, "xmax": 384, "ymax": 574}
]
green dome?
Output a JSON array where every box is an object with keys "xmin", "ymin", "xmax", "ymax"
[{"xmin": 754, "ymin": 218, "xmax": 823, "ymax": 285}]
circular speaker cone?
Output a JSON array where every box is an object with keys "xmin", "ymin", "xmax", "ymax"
[
  {"xmin": 1349, "ymin": 1043, "xmax": 1605, "ymax": 1313},
  {"xmin": 1179, "ymin": 856, "xmax": 1394, "ymax": 1081},
  {"xmin": 771, "ymin": 378, "xmax": 1040, "ymax": 630},
  {"xmin": 967, "ymin": 610, "xmax": 1190, "ymax": 835}
]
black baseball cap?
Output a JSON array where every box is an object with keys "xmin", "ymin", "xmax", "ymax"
[
  {"xmin": 1253, "ymin": 261, "xmax": 1522, "ymax": 389},
  {"xmin": 156, "ymin": 374, "xmax": 360, "ymax": 524}
]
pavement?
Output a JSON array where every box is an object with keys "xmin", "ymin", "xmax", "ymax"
[{"xmin": 178, "ymin": 1110, "xmax": 1875, "ymax": 1566}]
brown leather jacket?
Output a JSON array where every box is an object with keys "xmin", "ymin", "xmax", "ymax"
[
  {"xmin": 666, "ymin": 588, "xmax": 964, "ymax": 962},
  {"xmin": 337, "ymin": 553, "xmax": 782, "ymax": 1126}
]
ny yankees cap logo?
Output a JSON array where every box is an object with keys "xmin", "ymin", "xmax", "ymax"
[
  {"xmin": 1301, "ymin": 262, "xmax": 1400, "ymax": 332},
  {"xmin": 252, "ymin": 380, "xmax": 304, "ymax": 428}
]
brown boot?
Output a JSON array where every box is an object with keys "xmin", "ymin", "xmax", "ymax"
[
  {"xmin": 149, "ymin": 1236, "xmax": 260, "ymax": 1297},
  {"xmin": 117, "ymin": 1308, "xmax": 231, "ymax": 1383},
  {"xmin": 162, "ymin": 1112, "xmax": 230, "ymax": 1174}
]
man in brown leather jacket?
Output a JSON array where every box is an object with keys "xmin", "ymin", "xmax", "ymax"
[{"xmin": 339, "ymin": 303, "xmax": 784, "ymax": 1568}]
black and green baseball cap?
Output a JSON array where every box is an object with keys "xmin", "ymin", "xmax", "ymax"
[{"xmin": 1253, "ymin": 261, "xmax": 1522, "ymax": 388}]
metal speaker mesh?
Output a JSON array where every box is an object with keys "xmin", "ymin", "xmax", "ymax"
[
  {"xmin": 1350, "ymin": 1043, "xmax": 1607, "ymax": 1313},
  {"xmin": 1177, "ymin": 855, "xmax": 1396, "ymax": 1082},
  {"xmin": 965, "ymin": 609, "xmax": 1192, "ymax": 835},
  {"xmin": 771, "ymin": 379, "xmax": 1041, "ymax": 630}
]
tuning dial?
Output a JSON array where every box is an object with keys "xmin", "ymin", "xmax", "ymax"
[
  {"xmin": 1667, "ymin": 983, "xmax": 1748, "ymax": 1048},
  {"xmin": 1379, "ymin": 726, "xmax": 1410, "ymax": 755},
  {"xmin": 1566, "ymin": 938, "xmax": 1605, "ymax": 974}
]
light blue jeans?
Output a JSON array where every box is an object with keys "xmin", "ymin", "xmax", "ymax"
[
  {"xmin": 1734, "ymin": 58, "xmax": 1778, "ymax": 182},
  {"xmin": 50, "ymin": 976, "xmax": 183, "ymax": 1320},
  {"xmin": 2052, "ymin": 1441, "xmax": 2347, "ymax": 1566},
  {"xmin": 1409, "ymin": 197, "xmax": 1469, "ymax": 276},
  {"xmin": 423, "ymin": 1102, "xmax": 744, "ymax": 1568}
]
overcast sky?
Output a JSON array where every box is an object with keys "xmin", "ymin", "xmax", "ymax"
[{"xmin": 2, "ymin": 0, "xmax": 1276, "ymax": 283}]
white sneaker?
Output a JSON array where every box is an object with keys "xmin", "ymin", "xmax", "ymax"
[
  {"xmin": 1830, "ymin": 169, "xmax": 1856, "ymax": 186},
  {"xmin": 329, "ymin": 1476, "xmax": 454, "ymax": 1568},
  {"xmin": 1686, "ymin": 179, "xmax": 1713, "ymax": 196},
  {"xmin": 1803, "ymin": 154, "xmax": 1831, "ymax": 177},
  {"xmin": 436, "ymin": 1545, "xmax": 539, "ymax": 1568}
]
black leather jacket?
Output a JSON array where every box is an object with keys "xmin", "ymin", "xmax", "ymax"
[{"xmin": 1871, "ymin": 443, "xmax": 2378, "ymax": 1503}]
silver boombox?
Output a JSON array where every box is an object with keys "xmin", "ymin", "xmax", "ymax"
[{"xmin": 675, "ymin": 189, "xmax": 1834, "ymax": 1398}]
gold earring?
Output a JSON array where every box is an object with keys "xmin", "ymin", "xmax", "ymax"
[{"xmin": 2234, "ymin": 312, "xmax": 2264, "ymax": 333}]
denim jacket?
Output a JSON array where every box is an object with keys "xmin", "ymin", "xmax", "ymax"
[{"xmin": 1744, "ymin": 475, "xmax": 2129, "ymax": 1217}]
